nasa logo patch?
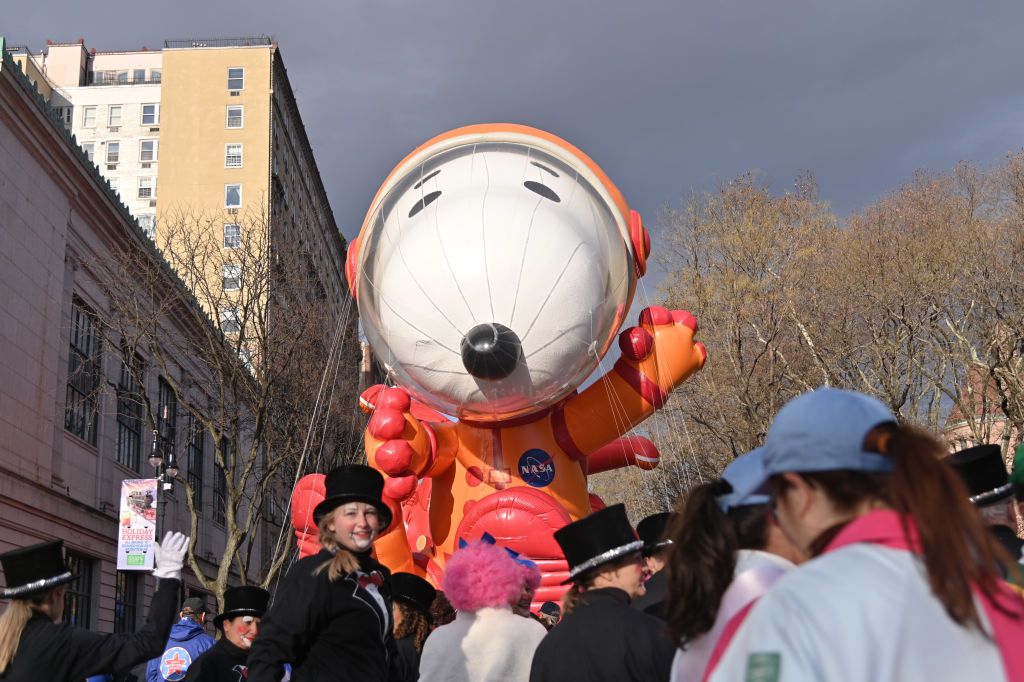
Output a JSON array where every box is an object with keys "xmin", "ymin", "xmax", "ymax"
[
  {"xmin": 518, "ymin": 449, "xmax": 555, "ymax": 487},
  {"xmin": 159, "ymin": 646, "xmax": 192, "ymax": 681}
]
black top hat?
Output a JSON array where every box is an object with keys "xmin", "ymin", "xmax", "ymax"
[
  {"xmin": 554, "ymin": 504, "xmax": 644, "ymax": 582},
  {"xmin": 636, "ymin": 512, "xmax": 674, "ymax": 556},
  {"xmin": 313, "ymin": 464, "xmax": 393, "ymax": 530},
  {"xmin": 0, "ymin": 540, "xmax": 76, "ymax": 599},
  {"xmin": 948, "ymin": 445, "xmax": 1012, "ymax": 506},
  {"xmin": 392, "ymin": 572, "xmax": 436, "ymax": 623},
  {"xmin": 214, "ymin": 585, "xmax": 270, "ymax": 629}
]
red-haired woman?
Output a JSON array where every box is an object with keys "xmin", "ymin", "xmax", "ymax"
[
  {"xmin": 708, "ymin": 388, "xmax": 1024, "ymax": 682},
  {"xmin": 663, "ymin": 448, "xmax": 803, "ymax": 682}
]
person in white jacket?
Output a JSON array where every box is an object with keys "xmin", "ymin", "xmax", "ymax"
[
  {"xmin": 664, "ymin": 448, "xmax": 804, "ymax": 682},
  {"xmin": 709, "ymin": 387, "xmax": 1024, "ymax": 682},
  {"xmin": 418, "ymin": 540, "xmax": 546, "ymax": 682}
]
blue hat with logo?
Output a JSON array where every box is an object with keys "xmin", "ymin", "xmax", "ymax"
[
  {"xmin": 759, "ymin": 387, "xmax": 897, "ymax": 485},
  {"xmin": 717, "ymin": 448, "xmax": 772, "ymax": 512}
]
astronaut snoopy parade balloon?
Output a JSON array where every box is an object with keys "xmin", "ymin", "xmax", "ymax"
[{"xmin": 293, "ymin": 124, "xmax": 706, "ymax": 604}]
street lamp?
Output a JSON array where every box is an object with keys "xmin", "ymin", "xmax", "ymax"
[{"xmin": 148, "ymin": 429, "xmax": 164, "ymax": 468}]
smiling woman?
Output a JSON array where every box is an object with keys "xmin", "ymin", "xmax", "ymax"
[{"xmin": 247, "ymin": 465, "xmax": 402, "ymax": 682}]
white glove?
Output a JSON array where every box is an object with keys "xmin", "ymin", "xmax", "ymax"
[{"xmin": 152, "ymin": 531, "xmax": 189, "ymax": 581}]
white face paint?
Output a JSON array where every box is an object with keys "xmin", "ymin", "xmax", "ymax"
[
  {"xmin": 330, "ymin": 502, "xmax": 380, "ymax": 552},
  {"xmin": 358, "ymin": 138, "xmax": 634, "ymax": 421}
]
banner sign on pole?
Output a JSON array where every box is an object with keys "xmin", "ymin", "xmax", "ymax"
[{"xmin": 117, "ymin": 478, "xmax": 158, "ymax": 570}]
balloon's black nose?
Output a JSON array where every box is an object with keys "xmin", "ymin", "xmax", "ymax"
[{"xmin": 460, "ymin": 323, "xmax": 522, "ymax": 380}]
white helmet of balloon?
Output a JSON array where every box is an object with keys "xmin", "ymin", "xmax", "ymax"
[{"xmin": 348, "ymin": 124, "xmax": 650, "ymax": 423}]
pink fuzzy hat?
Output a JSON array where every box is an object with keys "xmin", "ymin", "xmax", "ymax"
[
  {"xmin": 518, "ymin": 559, "xmax": 541, "ymax": 592},
  {"xmin": 443, "ymin": 541, "xmax": 524, "ymax": 612}
]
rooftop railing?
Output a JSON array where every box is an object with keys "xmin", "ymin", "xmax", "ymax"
[
  {"xmin": 85, "ymin": 75, "xmax": 161, "ymax": 86},
  {"xmin": 163, "ymin": 36, "xmax": 272, "ymax": 49}
]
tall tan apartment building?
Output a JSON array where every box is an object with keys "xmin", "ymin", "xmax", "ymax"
[
  {"xmin": 0, "ymin": 36, "xmax": 276, "ymax": 633},
  {"xmin": 8, "ymin": 36, "xmax": 348, "ymax": 327},
  {"xmin": 1, "ymin": 36, "xmax": 361, "ymax": 639}
]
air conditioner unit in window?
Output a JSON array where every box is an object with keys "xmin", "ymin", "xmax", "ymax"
[
  {"xmin": 149, "ymin": 200, "xmax": 157, "ymax": 207},
  {"xmin": 227, "ymin": 208, "xmax": 238, "ymax": 215},
  {"xmin": 106, "ymin": 164, "xmax": 117, "ymax": 170},
  {"xmin": 108, "ymin": 126, "xmax": 120, "ymax": 132},
  {"xmin": 148, "ymin": 127, "xmax": 160, "ymax": 132},
  {"xmin": 141, "ymin": 163, "xmax": 151, "ymax": 169},
  {"xmin": 229, "ymin": 91, "xmax": 241, "ymax": 96}
]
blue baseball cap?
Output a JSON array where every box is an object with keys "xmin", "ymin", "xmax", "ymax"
[
  {"xmin": 760, "ymin": 387, "xmax": 897, "ymax": 484},
  {"xmin": 717, "ymin": 448, "xmax": 772, "ymax": 512}
]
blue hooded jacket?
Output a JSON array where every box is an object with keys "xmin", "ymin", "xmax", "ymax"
[{"xmin": 145, "ymin": 618, "xmax": 215, "ymax": 682}]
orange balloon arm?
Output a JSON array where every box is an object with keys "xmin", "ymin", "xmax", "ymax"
[
  {"xmin": 582, "ymin": 435, "xmax": 661, "ymax": 474},
  {"xmin": 555, "ymin": 306, "xmax": 706, "ymax": 458}
]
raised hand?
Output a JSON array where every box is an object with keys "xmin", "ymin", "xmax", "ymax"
[
  {"xmin": 614, "ymin": 306, "xmax": 707, "ymax": 403},
  {"xmin": 152, "ymin": 531, "xmax": 190, "ymax": 581}
]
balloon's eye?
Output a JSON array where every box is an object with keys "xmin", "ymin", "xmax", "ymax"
[
  {"xmin": 524, "ymin": 181, "xmax": 560, "ymax": 203},
  {"xmin": 408, "ymin": 190, "xmax": 442, "ymax": 218}
]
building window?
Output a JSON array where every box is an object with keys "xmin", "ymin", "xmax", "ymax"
[
  {"xmin": 137, "ymin": 177, "xmax": 156, "ymax": 199},
  {"xmin": 133, "ymin": 68, "xmax": 146, "ymax": 83},
  {"xmin": 225, "ymin": 143, "xmax": 243, "ymax": 169},
  {"xmin": 187, "ymin": 415, "xmax": 204, "ymax": 510},
  {"xmin": 140, "ymin": 140, "xmax": 158, "ymax": 163},
  {"xmin": 65, "ymin": 297, "xmax": 101, "ymax": 445},
  {"xmin": 151, "ymin": 69, "xmax": 161, "ymax": 83},
  {"xmin": 109, "ymin": 179, "xmax": 119, "ymax": 197},
  {"xmin": 55, "ymin": 107, "xmax": 72, "ymax": 129},
  {"xmin": 224, "ymin": 184, "xmax": 242, "ymax": 208},
  {"xmin": 83, "ymin": 106, "xmax": 96, "ymax": 127},
  {"xmin": 116, "ymin": 71, "xmax": 129, "ymax": 85},
  {"xmin": 138, "ymin": 215, "xmax": 156, "ymax": 238},
  {"xmin": 227, "ymin": 67, "xmax": 244, "ymax": 91},
  {"xmin": 226, "ymin": 105, "xmax": 243, "ymax": 129},
  {"xmin": 81, "ymin": 143, "xmax": 95, "ymax": 162},
  {"xmin": 63, "ymin": 552, "xmax": 94, "ymax": 628},
  {"xmin": 223, "ymin": 223, "xmax": 241, "ymax": 249},
  {"xmin": 106, "ymin": 141, "xmax": 120, "ymax": 165},
  {"xmin": 141, "ymin": 104, "xmax": 160, "ymax": 125},
  {"xmin": 157, "ymin": 377, "xmax": 177, "ymax": 454},
  {"xmin": 222, "ymin": 264, "xmax": 241, "ymax": 291},
  {"xmin": 114, "ymin": 571, "xmax": 138, "ymax": 633},
  {"xmin": 108, "ymin": 105, "xmax": 122, "ymax": 126},
  {"xmin": 220, "ymin": 307, "xmax": 241, "ymax": 334},
  {"xmin": 116, "ymin": 354, "xmax": 144, "ymax": 471}
]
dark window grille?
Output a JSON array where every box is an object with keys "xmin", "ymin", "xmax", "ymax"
[
  {"xmin": 157, "ymin": 377, "xmax": 177, "ymax": 453},
  {"xmin": 114, "ymin": 571, "xmax": 138, "ymax": 633},
  {"xmin": 213, "ymin": 467, "xmax": 227, "ymax": 526},
  {"xmin": 187, "ymin": 415, "xmax": 205, "ymax": 509},
  {"xmin": 116, "ymin": 355, "xmax": 144, "ymax": 470},
  {"xmin": 213, "ymin": 438, "xmax": 228, "ymax": 526},
  {"xmin": 65, "ymin": 297, "xmax": 101, "ymax": 445},
  {"xmin": 63, "ymin": 552, "xmax": 94, "ymax": 628}
]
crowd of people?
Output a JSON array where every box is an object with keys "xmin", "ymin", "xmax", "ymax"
[{"xmin": 3, "ymin": 387, "xmax": 1024, "ymax": 680}]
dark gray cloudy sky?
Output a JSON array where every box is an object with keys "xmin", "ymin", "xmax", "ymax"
[{"xmin": 9, "ymin": 0, "xmax": 1024, "ymax": 241}]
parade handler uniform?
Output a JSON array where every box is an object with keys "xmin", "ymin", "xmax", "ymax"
[
  {"xmin": 530, "ymin": 504, "xmax": 675, "ymax": 682},
  {"xmin": 183, "ymin": 586, "xmax": 270, "ymax": 681},
  {"xmin": 0, "ymin": 533, "xmax": 187, "ymax": 682},
  {"xmin": 247, "ymin": 465, "xmax": 400, "ymax": 682}
]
